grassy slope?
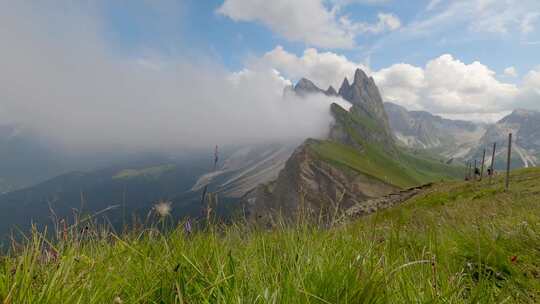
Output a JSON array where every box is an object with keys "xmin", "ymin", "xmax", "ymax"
[
  {"xmin": 317, "ymin": 103, "xmax": 464, "ymax": 189},
  {"xmin": 310, "ymin": 140, "xmax": 464, "ymax": 189},
  {"xmin": 1, "ymin": 168, "xmax": 539, "ymax": 303}
]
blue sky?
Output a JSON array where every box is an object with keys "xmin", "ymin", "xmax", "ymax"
[
  {"xmin": 99, "ymin": 0, "xmax": 540, "ymax": 76},
  {"xmin": 1, "ymin": 0, "xmax": 540, "ymax": 136}
]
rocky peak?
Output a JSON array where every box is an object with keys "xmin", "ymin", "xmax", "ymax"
[
  {"xmin": 353, "ymin": 68, "xmax": 370, "ymax": 85},
  {"xmin": 325, "ymin": 86, "xmax": 338, "ymax": 96},
  {"xmin": 293, "ymin": 78, "xmax": 325, "ymax": 96},
  {"xmin": 338, "ymin": 78, "xmax": 351, "ymax": 100},
  {"xmin": 336, "ymin": 68, "xmax": 393, "ymax": 140}
]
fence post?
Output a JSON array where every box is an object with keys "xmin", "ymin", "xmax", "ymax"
[
  {"xmin": 489, "ymin": 142, "xmax": 496, "ymax": 184},
  {"xmin": 473, "ymin": 159, "xmax": 477, "ymax": 181},
  {"xmin": 505, "ymin": 133, "xmax": 512, "ymax": 191},
  {"xmin": 480, "ymin": 149, "xmax": 486, "ymax": 181}
]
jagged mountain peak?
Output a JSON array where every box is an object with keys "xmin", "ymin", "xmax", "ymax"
[
  {"xmin": 353, "ymin": 68, "xmax": 370, "ymax": 85},
  {"xmin": 336, "ymin": 69, "xmax": 393, "ymax": 142},
  {"xmin": 338, "ymin": 78, "xmax": 351, "ymax": 96},
  {"xmin": 326, "ymin": 86, "xmax": 338, "ymax": 96},
  {"xmin": 294, "ymin": 78, "xmax": 319, "ymax": 90},
  {"xmin": 293, "ymin": 78, "xmax": 324, "ymax": 96}
]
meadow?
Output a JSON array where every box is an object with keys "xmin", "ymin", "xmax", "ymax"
[{"xmin": 0, "ymin": 168, "xmax": 539, "ymax": 303}]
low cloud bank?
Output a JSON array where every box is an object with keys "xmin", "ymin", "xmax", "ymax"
[{"xmin": 0, "ymin": 2, "xmax": 345, "ymax": 155}]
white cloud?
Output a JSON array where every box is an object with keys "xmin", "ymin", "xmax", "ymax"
[
  {"xmin": 404, "ymin": 0, "xmax": 540, "ymax": 37},
  {"xmin": 373, "ymin": 63, "xmax": 425, "ymax": 110},
  {"xmin": 504, "ymin": 67, "xmax": 518, "ymax": 78},
  {"xmin": 375, "ymin": 55, "xmax": 521, "ymax": 118},
  {"xmin": 217, "ymin": 0, "xmax": 400, "ymax": 49},
  {"xmin": 217, "ymin": 0, "xmax": 355, "ymax": 48},
  {"xmin": 342, "ymin": 13, "xmax": 401, "ymax": 34},
  {"xmin": 255, "ymin": 46, "xmax": 540, "ymax": 121},
  {"xmin": 426, "ymin": 0, "xmax": 443, "ymax": 11},
  {"xmin": 252, "ymin": 46, "xmax": 370, "ymax": 89},
  {"xmin": 521, "ymin": 12, "xmax": 540, "ymax": 34},
  {"xmin": 0, "ymin": 2, "xmax": 344, "ymax": 154}
]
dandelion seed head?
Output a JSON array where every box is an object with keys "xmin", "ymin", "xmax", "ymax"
[{"xmin": 154, "ymin": 200, "xmax": 172, "ymax": 217}]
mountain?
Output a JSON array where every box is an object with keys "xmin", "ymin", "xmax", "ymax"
[
  {"xmin": 384, "ymin": 103, "xmax": 540, "ymax": 169},
  {"xmin": 467, "ymin": 109, "xmax": 540, "ymax": 169},
  {"xmin": 0, "ymin": 143, "xmax": 298, "ymax": 238},
  {"xmin": 246, "ymin": 70, "xmax": 463, "ymax": 221},
  {"xmin": 338, "ymin": 69, "xmax": 393, "ymax": 141},
  {"xmin": 0, "ymin": 125, "xmax": 70, "ymax": 193},
  {"xmin": 0, "ymin": 69, "xmax": 466, "ymax": 236},
  {"xmin": 384, "ymin": 102, "xmax": 486, "ymax": 160}
]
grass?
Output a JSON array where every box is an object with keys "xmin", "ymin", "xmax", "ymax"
[
  {"xmin": 0, "ymin": 168, "xmax": 539, "ymax": 303},
  {"xmin": 113, "ymin": 164, "xmax": 177, "ymax": 180},
  {"xmin": 310, "ymin": 140, "xmax": 464, "ymax": 188},
  {"xmin": 319, "ymin": 103, "xmax": 464, "ymax": 189}
]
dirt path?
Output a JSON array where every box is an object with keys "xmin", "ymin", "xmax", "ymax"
[{"xmin": 344, "ymin": 183, "xmax": 433, "ymax": 219}]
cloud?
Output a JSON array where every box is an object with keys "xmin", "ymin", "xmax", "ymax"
[
  {"xmin": 410, "ymin": 0, "xmax": 540, "ymax": 36},
  {"xmin": 341, "ymin": 13, "xmax": 401, "ymax": 34},
  {"xmin": 252, "ymin": 46, "xmax": 370, "ymax": 90},
  {"xmin": 374, "ymin": 54, "xmax": 521, "ymax": 119},
  {"xmin": 504, "ymin": 67, "xmax": 518, "ymax": 78},
  {"xmin": 217, "ymin": 0, "xmax": 400, "ymax": 49},
  {"xmin": 521, "ymin": 12, "xmax": 540, "ymax": 34},
  {"xmin": 256, "ymin": 46, "xmax": 540, "ymax": 121},
  {"xmin": 0, "ymin": 2, "xmax": 345, "ymax": 154}
]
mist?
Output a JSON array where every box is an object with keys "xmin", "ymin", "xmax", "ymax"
[{"xmin": 0, "ymin": 2, "xmax": 347, "ymax": 156}]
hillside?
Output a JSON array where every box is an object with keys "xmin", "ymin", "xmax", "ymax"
[
  {"xmin": 0, "ymin": 125, "xmax": 69, "ymax": 194},
  {"xmin": 0, "ymin": 144, "xmax": 297, "ymax": 239},
  {"xmin": 248, "ymin": 70, "xmax": 464, "ymax": 220},
  {"xmin": 1, "ymin": 168, "xmax": 538, "ymax": 303}
]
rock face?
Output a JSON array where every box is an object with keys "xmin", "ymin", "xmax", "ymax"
[
  {"xmin": 338, "ymin": 69, "xmax": 393, "ymax": 139},
  {"xmin": 384, "ymin": 102, "xmax": 486, "ymax": 159},
  {"xmin": 469, "ymin": 109, "xmax": 540, "ymax": 168},
  {"xmin": 293, "ymin": 78, "xmax": 326, "ymax": 96},
  {"xmin": 246, "ymin": 69, "xmax": 401, "ymax": 221},
  {"xmin": 191, "ymin": 143, "xmax": 297, "ymax": 198},
  {"xmin": 246, "ymin": 140, "xmax": 398, "ymax": 222},
  {"xmin": 384, "ymin": 102, "xmax": 540, "ymax": 169}
]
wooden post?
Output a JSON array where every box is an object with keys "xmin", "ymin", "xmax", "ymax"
[
  {"xmin": 505, "ymin": 133, "xmax": 512, "ymax": 191},
  {"xmin": 473, "ymin": 159, "xmax": 477, "ymax": 181},
  {"xmin": 489, "ymin": 142, "xmax": 496, "ymax": 184},
  {"xmin": 479, "ymin": 149, "xmax": 486, "ymax": 181}
]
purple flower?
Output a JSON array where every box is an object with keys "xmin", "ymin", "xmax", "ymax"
[{"xmin": 184, "ymin": 219, "xmax": 192, "ymax": 234}]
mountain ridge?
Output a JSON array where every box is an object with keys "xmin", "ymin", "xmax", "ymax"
[{"xmin": 245, "ymin": 69, "xmax": 463, "ymax": 221}]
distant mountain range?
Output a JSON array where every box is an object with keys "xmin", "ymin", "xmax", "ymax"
[
  {"xmin": 1, "ymin": 69, "xmax": 538, "ymax": 237},
  {"xmin": 385, "ymin": 103, "xmax": 540, "ymax": 168},
  {"xmin": 0, "ymin": 125, "xmax": 69, "ymax": 194},
  {"xmin": 0, "ymin": 144, "xmax": 296, "ymax": 238}
]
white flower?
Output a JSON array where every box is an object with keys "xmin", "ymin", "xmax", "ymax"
[{"xmin": 154, "ymin": 200, "xmax": 172, "ymax": 217}]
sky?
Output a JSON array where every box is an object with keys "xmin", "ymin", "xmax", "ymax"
[{"xmin": 1, "ymin": 0, "xmax": 540, "ymax": 152}]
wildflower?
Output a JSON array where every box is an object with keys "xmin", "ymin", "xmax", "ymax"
[
  {"xmin": 153, "ymin": 200, "xmax": 172, "ymax": 218},
  {"xmin": 510, "ymin": 255, "xmax": 518, "ymax": 263},
  {"xmin": 113, "ymin": 296, "xmax": 123, "ymax": 304},
  {"xmin": 184, "ymin": 218, "xmax": 193, "ymax": 234}
]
